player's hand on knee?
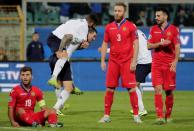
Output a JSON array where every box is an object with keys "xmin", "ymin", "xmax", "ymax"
[
  {"xmin": 11, "ymin": 121, "xmax": 20, "ymax": 127},
  {"xmin": 101, "ymin": 61, "xmax": 106, "ymax": 71}
]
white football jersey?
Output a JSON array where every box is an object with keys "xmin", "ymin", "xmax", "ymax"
[
  {"xmin": 137, "ymin": 29, "xmax": 152, "ymax": 64},
  {"xmin": 52, "ymin": 19, "xmax": 88, "ymax": 43}
]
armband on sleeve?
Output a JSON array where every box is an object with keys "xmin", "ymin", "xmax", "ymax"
[{"xmin": 38, "ymin": 100, "xmax": 46, "ymax": 107}]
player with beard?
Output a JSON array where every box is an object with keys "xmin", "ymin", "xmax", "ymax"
[
  {"xmin": 8, "ymin": 67, "xmax": 63, "ymax": 127},
  {"xmin": 99, "ymin": 2, "xmax": 141, "ymax": 123},
  {"xmin": 147, "ymin": 8, "xmax": 180, "ymax": 124}
]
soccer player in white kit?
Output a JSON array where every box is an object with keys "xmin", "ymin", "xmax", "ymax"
[
  {"xmin": 47, "ymin": 14, "xmax": 98, "ymax": 115},
  {"xmin": 130, "ymin": 29, "xmax": 152, "ymax": 116},
  {"xmin": 47, "ymin": 14, "xmax": 98, "ymax": 88}
]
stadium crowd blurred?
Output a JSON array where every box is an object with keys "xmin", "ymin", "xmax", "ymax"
[
  {"xmin": 26, "ymin": 3, "xmax": 194, "ymax": 27},
  {"xmin": 1, "ymin": 1, "xmax": 194, "ymax": 61},
  {"xmin": 0, "ymin": 0, "xmax": 194, "ymax": 27}
]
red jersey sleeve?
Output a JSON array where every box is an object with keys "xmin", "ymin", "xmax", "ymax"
[
  {"xmin": 173, "ymin": 27, "xmax": 181, "ymax": 45},
  {"xmin": 8, "ymin": 88, "xmax": 17, "ymax": 107},
  {"xmin": 103, "ymin": 25, "xmax": 110, "ymax": 43},
  {"xmin": 130, "ymin": 23, "xmax": 138, "ymax": 42},
  {"xmin": 36, "ymin": 88, "xmax": 44, "ymax": 102},
  {"xmin": 148, "ymin": 27, "xmax": 155, "ymax": 43}
]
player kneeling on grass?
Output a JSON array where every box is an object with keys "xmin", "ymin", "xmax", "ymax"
[{"xmin": 8, "ymin": 66, "xmax": 63, "ymax": 127}]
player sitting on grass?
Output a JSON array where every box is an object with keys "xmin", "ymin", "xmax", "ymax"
[{"xmin": 8, "ymin": 66, "xmax": 63, "ymax": 127}]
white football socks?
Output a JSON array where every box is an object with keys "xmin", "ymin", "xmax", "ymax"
[
  {"xmin": 52, "ymin": 44, "xmax": 79, "ymax": 78},
  {"xmin": 53, "ymin": 89, "xmax": 70, "ymax": 110},
  {"xmin": 52, "ymin": 58, "xmax": 67, "ymax": 78},
  {"xmin": 136, "ymin": 87, "xmax": 145, "ymax": 112},
  {"xmin": 55, "ymin": 88, "xmax": 62, "ymax": 99}
]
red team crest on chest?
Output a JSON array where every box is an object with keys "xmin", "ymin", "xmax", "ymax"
[
  {"xmin": 167, "ymin": 32, "xmax": 171, "ymax": 36},
  {"xmin": 122, "ymin": 26, "xmax": 127, "ymax": 31},
  {"xmin": 31, "ymin": 91, "xmax": 35, "ymax": 96}
]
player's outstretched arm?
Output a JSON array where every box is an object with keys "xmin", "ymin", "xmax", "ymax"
[
  {"xmin": 58, "ymin": 34, "xmax": 73, "ymax": 51},
  {"xmin": 8, "ymin": 107, "xmax": 20, "ymax": 127}
]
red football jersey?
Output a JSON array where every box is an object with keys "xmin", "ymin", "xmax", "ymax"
[
  {"xmin": 104, "ymin": 19, "xmax": 138, "ymax": 63},
  {"xmin": 8, "ymin": 85, "xmax": 44, "ymax": 112},
  {"xmin": 148, "ymin": 24, "xmax": 180, "ymax": 65}
]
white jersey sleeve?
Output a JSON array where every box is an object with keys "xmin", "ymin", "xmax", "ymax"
[
  {"xmin": 72, "ymin": 22, "xmax": 88, "ymax": 44},
  {"xmin": 52, "ymin": 19, "xmax": 88, "ymax": 44},
  {"xmin": 137, "ymin": 29, "xmax": 152, "ymax": 64}
]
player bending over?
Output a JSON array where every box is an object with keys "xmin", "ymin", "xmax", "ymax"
[
  {"xmin": 8, "ymin": 66, "xmax": 63, "ymax": 127},
  {"xmin": 48, "ymin": 27, "xmax": 97, "ymax": 116},
  {"xmin": 47, "ymin": 14, "xmax": 98, "ymax": 88}
]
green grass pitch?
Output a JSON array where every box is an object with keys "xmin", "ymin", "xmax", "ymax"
[{"xmin": 0, "ymin": 91, "xmax": 194, "ymax": 131}]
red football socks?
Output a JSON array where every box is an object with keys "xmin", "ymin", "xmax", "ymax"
[
  {"xmin": 48, "ymin": 113, "xmax": 58, "ymax": 124},
  {"xmin": 129, "ymin": 91, "xmax": 138, "ymax": 115},
  {"xmin": 104, "ymin": 91, "xmax": 114, "ymax": 116},
  {"xmin": 155, "ymin": 94, "xmax": 163, "ymax": 118},
  {"xmin": 165, "ymin": 94, "xmax": 174, "ymax": 118}
]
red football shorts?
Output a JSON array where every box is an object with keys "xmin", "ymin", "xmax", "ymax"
[
  {"xmin": 152, "ymin": 64, "xmax": 176, "ymax": 90},
  {"xmin": 32, "ymin": 110, "xmax": 46, "ymax": 125},
  {"xmin": 106, "ymin": 59, "xmax": 136, "ymax": 88},
  {"xmin": 16, "ymin": 110, "xmax": 46, "ymax": 126}
]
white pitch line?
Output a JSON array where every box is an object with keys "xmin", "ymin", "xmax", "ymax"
[
  {"xmin": 0, "ymin": 127, "xmax": 34, "ymax": 131},
  {"xmin": 0, "ymin": 126, "xmax": 48, "ymax": 131}
]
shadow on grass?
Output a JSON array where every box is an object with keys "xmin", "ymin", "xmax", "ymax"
[{"xmin": 173, "ymin": 118, "xmax": 194, "ymax": 124}]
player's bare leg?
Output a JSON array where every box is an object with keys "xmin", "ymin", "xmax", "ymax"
[
  {"xmin": 99, "ymin": 87, "xmax": 115, "ymax": 123},
  {"xmin": 128, "ymin": 87, "xmax": 142, "ymax": 124},
  {"xmin": 154, "ymin": 85, "xmax": 165, "ymax": 125},
  {"xmin": 165, "ymin": 90, "xmax": 174, "ymax": 123}
]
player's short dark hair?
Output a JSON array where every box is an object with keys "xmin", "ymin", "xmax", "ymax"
[
  {"xmin": 115, "ymin": 2, "xmax": 127, "ymax": 11},
  {"xmin": 20, "ymin": 66, "xmax": 32, "ymax": 74},
  {"xmin": 87, "ymin": 13, "xmax": 99, "ymax": 25},
  {"xmin": 155, "ymin": 7, "xmax": 169, "ymax": 17},
  {"xmin": 33, "ymin": 31, "xmax": 39, "ymax": 35},
  {"xmin": 88, "ymin": 26, "xmax": 97, "ymax": 34}
]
